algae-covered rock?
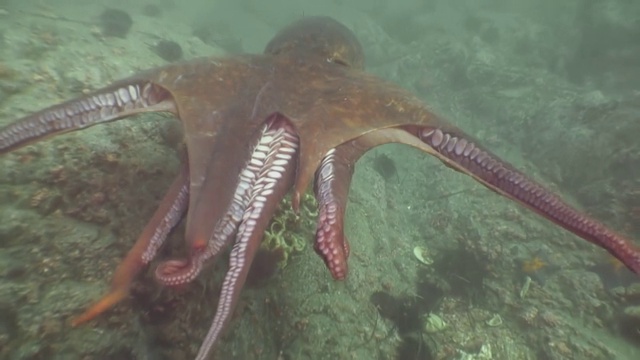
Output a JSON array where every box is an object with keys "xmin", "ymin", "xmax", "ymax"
[
  {"xmin": 625, "ymin": 283, "xmax": 640, "ymax": 300},
  {"xmin": 623, "ymin": 305, "xmax": 640, "ymax": 321}
]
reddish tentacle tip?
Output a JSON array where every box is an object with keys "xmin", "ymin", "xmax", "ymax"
[
  {"xmin": 330, "ymin": 265, "xmax": 347, "ymax": 280},
  {"xmin": 190, "ymin": 238, "xmax": 207, "ymax": 254},
  {"xmin": 316, "ymin": 240, "xmax": 349, "ymax": 280}
]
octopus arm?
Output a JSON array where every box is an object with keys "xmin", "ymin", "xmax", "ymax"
[
  {"xmin": 195, "ymin": 115, "xmax": 300, "ymax": 359},
  {"xmin": 0, "ymin": 80, "xmax": 175, "ymax": 153},
  {"xmin": 72, "ymin": 161, "xmax": 189, "ymax": 325},
  {"xmin": 399, "ymin": 124, "xmax": 640, "ymax": 274},
  {"xmin": 312, "ymin": 129, "xmax": 414, "ymax": 279}
]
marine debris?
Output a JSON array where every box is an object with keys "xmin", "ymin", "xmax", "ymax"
[{"xmin": 413, "ymin": 245, "xmax": 434, "ymax": 265}]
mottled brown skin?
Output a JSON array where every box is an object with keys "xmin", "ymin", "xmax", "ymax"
[
  {"xmin": 1, "ymin": 16, "xmax": 639, "ymax": 360},
  {"xmin": 128, "ymin": 17, "xmax": 455, "ymax": 255}
]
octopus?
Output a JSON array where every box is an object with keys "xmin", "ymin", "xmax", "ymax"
[{"xmin": 0, "ymin": 16, "xmax": 639, "ymax": 359}]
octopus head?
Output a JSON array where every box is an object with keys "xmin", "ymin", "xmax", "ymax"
[{"xmin": 264, "ymin": 16, "xmax": 365, "ymax": 70}]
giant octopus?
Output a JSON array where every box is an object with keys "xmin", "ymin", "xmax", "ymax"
[{"xmin": 1, "ymin": 16, "xmax": 638, "ymax": 359}]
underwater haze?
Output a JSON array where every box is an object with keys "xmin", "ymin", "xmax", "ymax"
[{"xmin": 1, "ymin": 0, "xmax": 640, "ymax": 359}]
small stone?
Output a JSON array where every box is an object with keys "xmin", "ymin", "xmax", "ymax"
[
  {"xmin": 519, "ymin": 306, "xmax": 538, "ymax": 325},
  {"xmin": 424, "ymin": 313, "xmax": 446, "ymax": 333},
  {"xmin": 540, "ymin": 310, "xmax": 562, "ymax": 327}
]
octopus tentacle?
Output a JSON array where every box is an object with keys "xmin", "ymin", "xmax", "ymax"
[
  {"xmin": 154, "ymin": 166, "xmax": 260, "ymax": 287},
  {"xmin": 200, "ymin": 127, "xmax": 276, "ymax": 260},
  {"xmin": 313, "ymin": 128, "xmax": 429, "ymax": 279},
  {"xmin": 155, "ymin": 251, "xmax": 205, "ymax": 287},
  {"xmin": 414, "ymin": 126, "xmax": 640, "ymax": 274},
  {"xmin": 0, "ymin": 81, "xmax": 174, "ymax": 153},
  {"xmin": 314, "ymin": 148, "xmax": 352, "ymax": 280},
  {"xmin": 196, "ymin": 115, "xmax": 299, "ymax": 360},
  {"xmin": 72, "ymin": 160, "xmax": 189, "ymax": 325},
  {"xmin": 154, "ymin": 115, "xmax": 300, "ymax": 287}
]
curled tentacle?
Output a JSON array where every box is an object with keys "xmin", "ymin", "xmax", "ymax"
[{"xmin": 155, "ymin": 258, "xmax": 205, "ymax": 286}]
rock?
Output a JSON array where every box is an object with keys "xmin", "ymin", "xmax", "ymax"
[
  {"xmin": 625, "ymin": 283, "xmax": 640, "ymax": 300},
  {"xmin": 623, "ymin": 306, "xmax": 640, "ymax": 321}
]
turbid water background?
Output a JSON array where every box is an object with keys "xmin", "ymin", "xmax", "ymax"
[{"xmin": 1, "ymin": 1, "xmax": 640, "ymax": 359}]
